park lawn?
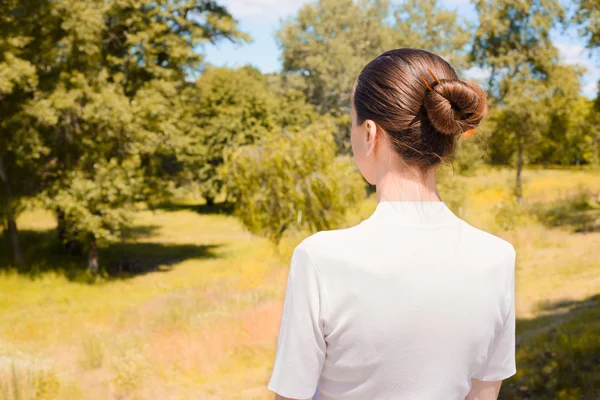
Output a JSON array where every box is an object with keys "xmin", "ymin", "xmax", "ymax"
[{"xmin": 0, "ymin": 166, "xmax": 599, "ymax": 399}]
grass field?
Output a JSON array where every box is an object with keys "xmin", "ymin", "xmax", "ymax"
[{"xmin": 1, "ymin": 166, "xmax": 599, "ymax": 399}]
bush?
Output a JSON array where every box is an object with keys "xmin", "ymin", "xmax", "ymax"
[
  {"xmin": 79, "ymin": 335, "xmax": 103, "ymax": 370},
  {"xmin": 0, "ymin": 362, "xmax": 61, "ymax": 400},
  {"xmin": 224, "ymin": 119, "xmax": 366, "ymax": 245}
]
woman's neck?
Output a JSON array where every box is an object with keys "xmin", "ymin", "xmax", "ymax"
[{"xmin": 375, "ymin": 157, "xmax": 441, "ymax": 202}]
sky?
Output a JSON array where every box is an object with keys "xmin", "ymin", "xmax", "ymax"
[{"xmin": 203, "ymin": 0, "xmax": 599, "ymax": 99}]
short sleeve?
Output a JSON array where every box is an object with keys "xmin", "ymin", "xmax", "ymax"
[
  {"xmin": 476, "ymin": 246, "xmax": 517, "ymax": 381},
  {"xmin": 268, "ymin": 245, "xmax": 329, "ymax": 399}
]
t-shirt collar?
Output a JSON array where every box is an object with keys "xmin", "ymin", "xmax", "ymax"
[{"xmin": 369, "ymin": 200, "xmax": 460, "ymax": 226}]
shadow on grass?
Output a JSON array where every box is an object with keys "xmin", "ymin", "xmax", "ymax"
[
  {"xmin": 530, "ymin": 192, "xmax": 600, "ymax": 233},
  {"xmin": 501, "ymin": 294, "xmax": 600, "ymax": 399},
  {"xmin": 153, "ymin": 201, "xmax": 235, "ymax": 215},
  {"xmin": 120, "ymin": 223, "xmax": 162, "ymax": 240},
  {"xmin": 0, "ymin": 228, "xmax": 222, "ymax": 283}
]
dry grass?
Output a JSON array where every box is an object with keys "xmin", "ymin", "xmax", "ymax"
[{"xmin": 0, "ymin": 166, "xmax": 599, "ymax": 398}]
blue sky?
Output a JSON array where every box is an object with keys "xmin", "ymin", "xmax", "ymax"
[{"xmin": 203, "ymin": 0, "xmax": 599, "ymax": 98}]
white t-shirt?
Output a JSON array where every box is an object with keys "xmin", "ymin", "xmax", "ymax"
[{"xmin": 268, "ymin": 201, "xmax": 517, "ymax": 400}]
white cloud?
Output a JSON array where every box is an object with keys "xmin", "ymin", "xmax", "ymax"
[
  {"xmin": 556, "ymin": 42, "xmax": 599, "ymax": 99},
  {"xmin": 442, "ymin": 0, "xmax": 473, "ymax": 5},
  {"xmin": 556, "ymin": 42, "xmax": 595, "ymax": 70},
  {"xmin": 583, "ymin": 81, "xmax": 598, "ymax": 99},
  {"xmin": 463, "ymin": 65, "xmax": 492, "ymax": 82},
  {"xmin": 221, "ymin": 0, "xmax": 310, "ymax": 24}
]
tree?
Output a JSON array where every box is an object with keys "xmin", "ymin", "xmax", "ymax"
[
  {"xmin": 578, "ymin": 88, "xmax": 600, "ymax": 166},
  {"xmin": 487, "ymin": 64, "xmax": 588, "ymax": 167},
  {"xmin": 392, "ymin": 0, "xmax": 472, "ymax": 69},
  {"xmin": 0, "ymin": 0, "xmax": 247, "ymax": 270},
  {"xmin": 539, "ymin": 65, "xmax": 589, "ymax": 166},
  {"xmin": 182, "ymin": 66, "xmax": 321, "ymax": 205},
  {"xmin": 558, "ymin": 96, "xmax": 600, "ymax": 165},
  {"xmin": 0, "ymin": 0, "xmax": 57, "ymax": 265},
  {"xmin": 276, "ymin": 0, "xmax": 471, "ymax": 150},
  {"xmin": 572, "ymin": 0, "xmax": 600, "ymax": 166},
  {"xmin": 471, "ymin": 0, "xmax": 567, "ymax": 203},
  {"xmin": 187, "ymin": 66, "xmax": 276, "ymax": 205},
  {"xmin": 572, "ymin": 0, "xmax": 600, "ymax": 50},
  {"xmin": 277, "ymin": 0, "xmax": 393, "ymax": 117},
  {"xmin": 224, "ymin": 118, "xmax": 365, "ymax": 245}
]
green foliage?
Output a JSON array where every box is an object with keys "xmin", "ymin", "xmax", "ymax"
[
  {"xmin": 187, "ymin": 66, "xmax": 277, "ymax": 203},
  {"xmin": 0, "ymin": 363, "xmax": 61, "ymax": 400},
  {"xmin": 472, "ymin": 0, "xmax": 564, "ymax": 90},
  {"xmin": 391, "ymin": 0, "xmax": 472, "ymax": 69},
  {"xmin": 452, "ymin": 128, "xmax": 491, "ymax": 174},
  {"xmin": 580, "ymin": 95, "xmax": 600, "ymax": 165},
  {"xmin": 502, "ymin": 295, "xmax": 600, "ymax": 399},
  {"xmin": 487, "ymin": 68, "xmax": 556, "ymax": 163},
  {"xmin": 470, "ymin": 0, "xmax": 597, "ymax": 201},
  {"xmin": 572, "ymin": 0, "xmax": 600, "ymax": 49},
  {"xmin": 79, "ymin": 335, "xmax": 104, "ymax": 370},
  {"xmin": 0, "ymin": 0, "xmax": 596, "ymax": 275},
  {"xmin": 265, "ymin": 72, "xmax": 320, "ymax": 131},
  {"xmin": 182, "ymin": 66, "xmax": 319, "ymax": 204},
  {"xmin": 225, "ymin": 119, "xmax": 366, "ymax": 245},
  {"xmin": 471, "ymin": 0, "xmax": 565, "ymax": 125},
  {"xmin": 112, "ymin": 347, "xmax": 148, "ymax": 396},
  {"xmin": 276, "ymin": 0, "xmax": 470, "ymax": 119},
  {"xmin": 435, "ymin": 166, "xmax": 468, "ymax": 211},
  {"xmin": 494, "ymin": 195, "xmax": 534, "ymax": 231},
  {"xmin": 542, "ymin": 94, "xmax": 598, "ymax": 165},
  {"xmin": 100, "ymin": 0, "xmax": 251, "ymax": 95},
  {"xmin": 529, "ymin": 186, "xmax": 600, "ymax": 232},
  {"xmin": 485, "ymin": 63, "xmax": 594, "ymax": 166},
  {"xmin": 0, "ymin": 0, "xmax": 247, "ymax": 267}
]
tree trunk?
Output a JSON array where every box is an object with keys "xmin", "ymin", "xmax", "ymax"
[
  {"xmin": 516, "ymin": 132, "xmax": 523, "ymax": 204},
  {"xmin": 593, "ymin": 134, "xmax": 599, "ymax": 165},
  {"xmin": 6, "ymin": 215, "xmax": 24, "ymax": 265},
  {"xmin": 57, "ymin": 208, "xmax": 66, "ymax": 243},
  {"xmin": 0, "ymin": 153, "xmax": 24, "ymax": 265},
  {"xmin": 56, "ymin": 208, "xmax": 82, "ymax": 255},
  {"xmin": 88, "ymin": 236, "xmax": 99, "ymax": 274}
]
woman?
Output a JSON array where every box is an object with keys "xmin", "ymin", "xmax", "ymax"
[{"xmin": 267, "ymin": 48, "xmax": 517, "ymax": 400}]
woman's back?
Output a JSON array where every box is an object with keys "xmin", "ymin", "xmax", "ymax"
[
  {"xmin": 268, "ymin": 201, "xmax": 516, "ymax": 399},
  {"xmin": 268, "ymin": 48, "xmax": 516, "ymax": 399}
]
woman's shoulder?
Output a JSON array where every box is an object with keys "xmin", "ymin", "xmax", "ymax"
[
  {"xmin": 459, "ymin": 219, "xmax": 516, "ymax": 263},
  {"xmin": 297, "ymin": 221, "xmax": 368, "ymax": 253},
  {"xmin": 293, "ymin": 222, "xmax": 370, "ymax": 271}
]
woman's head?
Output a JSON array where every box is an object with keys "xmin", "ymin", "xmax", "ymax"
[{"xmin": 351, "ymin": 48, "xmax": 487, "ymax": 184}]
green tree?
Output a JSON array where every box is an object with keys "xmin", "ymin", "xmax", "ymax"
[
  {"xmin": 561, "ymin": 96, "xmax": 600, "ymax": 165},
  {"xmin": 581, "ymin": 88, "xmax": 600, "ymax": 165},
  {"xmin": 276, "ymin": 0, "xmax": 471, "ymax": 150},
  {"xmin": 572, "ymin": 0, "xmax": 600, "ymax": 49},
  {"xmin": 471, "ymin": 0, "xmax": 569, "ymax": 202},
  {"xmin": 0, "ymin": 0, "xmax": 247, "ymax": 270},
  {"xmin": 225, "ymin": 118, "xmax": 365, "ymax": 245},
  {"xmin": 538, "ymin": 65, "xmax": 590, "ymax": 166},
  {"xmin": 188, "ymin": 66, "xmax": 276, "ymax": 205},
  {"xmin": 183, "ymin": 66, "xmax": 320, "ymax": 205},
  {"xmin": 572, "ymin": 1, "xmax": 600, "ymax": 166},
  {"xmin": 487, "ymin": 64, "xmax": 587, "ymax": 167},
  {"xmin": 265, "ymin": 72, "xmax": 320, "ymax": 132},
  {"xmin": 0, "ymin": 0, "xmax": 56, "ymax": 265},
  {"xmin": 277, "ymin": 0, "xmax": 393, "ymax": 117}
]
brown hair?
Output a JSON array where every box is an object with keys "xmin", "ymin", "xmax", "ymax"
[{"xmin": 352, "ymin": 48, "xmax": 487, "ymax": 170}]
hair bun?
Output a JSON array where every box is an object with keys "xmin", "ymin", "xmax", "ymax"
[{"xmin": 422, "ymin": 79, "xmax": 488, "ymax": 136}]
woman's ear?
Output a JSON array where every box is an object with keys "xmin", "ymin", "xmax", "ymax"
[{"xmin": 364, "ymin": 119, "xmax": 378, "ymax": 157}]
